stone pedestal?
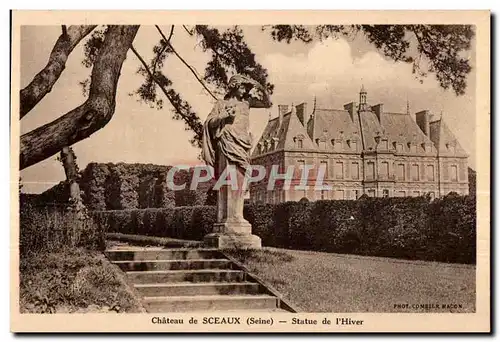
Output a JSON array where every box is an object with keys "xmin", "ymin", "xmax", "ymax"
[
  {"xmin": 203, "ymin": 148, "xmax": 261, "ymax": 250},
  {"xmin": 204, "ymin": 232, "xmax": 262, "ymax": 250}
]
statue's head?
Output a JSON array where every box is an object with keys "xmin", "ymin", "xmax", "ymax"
[{"xmin": 226, "ymin": 74, "xmax": 261, "ymax": 101}]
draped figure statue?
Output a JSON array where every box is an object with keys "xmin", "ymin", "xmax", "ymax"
[{"xmin": 202, "ymin": 74, "xmax": 271, "ymax": 249}]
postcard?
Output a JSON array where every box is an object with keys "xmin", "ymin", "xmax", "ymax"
[{"xmin": 11, "ymin": 9, "xmax": 490, "ymax": 333}]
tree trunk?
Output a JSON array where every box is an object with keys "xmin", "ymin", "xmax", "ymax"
[
  {"xmin": 20, "ymin": 25, "xmax": 140, "ymax": 170},
  {"xmin": 60, "ymin": 146, "xmax": 81, "ymax": 201},
  {"xmin": 20, "ymin": 25, "xmax": 97, "ymax": 118}
]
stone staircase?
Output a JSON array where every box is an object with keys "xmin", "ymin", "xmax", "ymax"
[{"xmin": 105, "ymin": 246, "xmax": 295, "ymax": 313}]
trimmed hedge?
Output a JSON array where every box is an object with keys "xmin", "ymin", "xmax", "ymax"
[
  {"xmin": 93, "ymin": 194, "xmax": 476, "ymax": 264},
  {"xmin": 76, "ymin": 162, "xmax": 215, "ymax": 210}
]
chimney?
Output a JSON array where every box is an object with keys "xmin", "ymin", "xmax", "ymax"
[
  {"xmin": 296, "ymin": 103, "xmax": 308, "ymax": 126},
  {"xmin": 372, "ymin": 103, "xmax": 384, "ymax": 122},
  {"xmin": 277, "ymin": 105, "xmax": 289, "ymax": 127},
  {"xmin": 416, "ymin": 110, "xmax": 430, "ymax": 136},
  {"xmin": 344, "ymin": 102, "xmax": 358, "ymax": 122}
]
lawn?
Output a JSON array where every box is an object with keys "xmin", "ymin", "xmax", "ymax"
[
  {"xmin": 227, "ymin": 247, "xmax": 476, "ymax": 313},
  {"xmin": 19, "ymin": 248, "xmax": 145, "ymax": 313}
]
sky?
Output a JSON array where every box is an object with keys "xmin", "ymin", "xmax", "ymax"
[{"xmin": 19, "ymin": 25, "xmax": 476, "ymax": 194}]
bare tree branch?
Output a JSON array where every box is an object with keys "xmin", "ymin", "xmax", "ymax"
[
  {"xmin": 130, "ymin": 44, "xmax": 203, "ymax": 140},
  {"xmin": 154, "ymin": 25, "xmax": 217, "ymax": 100},
  {"xmin": 20, "ymin": 25, "xmax": 97, "ymax": 118},
  {"xmin": 20, "ymin": 25, "xmax": 140, "ymax": 170},
  {"xmin": 182, "ymin": 25, "xmax": 194, "ymax": 36},
  {"xmin": 151, "ymin": 25, "xmax": 174, "ymax": 75}
]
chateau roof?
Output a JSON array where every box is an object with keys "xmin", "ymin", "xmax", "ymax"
[
  {"xmin": 252, "ymin": 110, "xmax": 315, "ymax": 157},
  {"xmin": 380, "ymin": 112, "xmax": 435, "ymax": 146},
  {"xmin": 312, "ymin": 109, "xmax": 360, "ymax": 141},
  {"xmin": 429, "ymin": 118, "xmax": 468, "ymax": 156},
  {"xmin": 253, "ymin": 97, "xmax": 466, "ymax": 158}
]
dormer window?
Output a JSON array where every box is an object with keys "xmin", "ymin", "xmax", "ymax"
[
  {"xmin": 257, "ymin": 143, "xmax": 262, "ymax": 155},
  {"xmin": 294, "ymin": 134, "xmax": 305, "ymax": 149},
  {"xmin": 271, "ymin": 137, "xmax": 279, "ymax": 151},
  {"xmin": 316, "ymin": 138, "xmax": 327, "ymax": 150},
  {"xmin": 381, "ymin": 139, "xmax": 388, "ymax": 150},
  {"xmin": 263, "ymin": 141, "xmax": 268, "ymax": 153}
]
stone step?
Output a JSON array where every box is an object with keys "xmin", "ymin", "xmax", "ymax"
[
  {"xmin": 127, "ymin": 269, "xmax": 246, "ymax": 284},
  {"xmin": 105, "ymin": 249, "xmax": 223, "ymax": 262},
  {"xmin": 143, "ymin": 295, "xmax": 279, "ymax": 312},
  {"xmin": 135, "ymin": 282, "xmax": 262, "ymax": 297},
  {"xmin": 113, "ymin": 259, "xmax": 234, "ymax": 272}
]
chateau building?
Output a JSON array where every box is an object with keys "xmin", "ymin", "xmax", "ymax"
[{"xmin": 250, "ymin": 87, "xmax": 469, "ymax": 203}]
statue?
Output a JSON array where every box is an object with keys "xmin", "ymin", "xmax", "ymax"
[{"xmin": 202, "ymin": 74, "xmax": 271, "ymax": 249}]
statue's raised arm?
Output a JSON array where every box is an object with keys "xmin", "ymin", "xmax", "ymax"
[{"xmin": 226, "ymin": 74, "xmax": 271, "ymax": 108}]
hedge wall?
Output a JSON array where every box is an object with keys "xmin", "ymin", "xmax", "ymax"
[
  {"xmin": 93, "ymin": 194, "xmax": 476, "ymax": 264},
  {"xmin": 56, "ymin": 162, "xmax": 216, "ymax": 210}
]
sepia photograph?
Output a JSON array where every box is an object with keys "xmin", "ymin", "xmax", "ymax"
[{"xmin": 10, "ymin": 10, "xmax": 490, "ymax": 333}]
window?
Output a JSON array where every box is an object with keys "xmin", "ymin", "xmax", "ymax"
[
  {"xmin": 354, "ymin": 190, "xmax": 360, "ymax": 199},
  {"xmin": 413, "ymin": 191, "xmax": 420, "ymax": 197},
  {"xmin": 396, "ymin": 144, "xmax": 403, "ymax": 153},
  {"xmin": 446, "ymin": 143, "xmax": 456, "ymax": 153},
  {"xmin": 397, "ymin": 164, "xmax": 405, "ymax": 181},
  {"xmin": 321, "ymin": 190, "xmax": 327, "ymax": 200},
  {"xmin": 319, "ymin": 140, "xmax": 327, "ymax": 150},
  {"xmin": 397, "ymin": 191, "xmax": 406, "ymax": 197},
  {"xmin": 351, "ymin": 162, "xmax": 360, "ymax": 180},
  {"xmin": 297, "ymin": 160, "xmax": 305, "ymax": 180},
  {"xmin": 450, "ymin": 165, "xmax": 458, "ymax": 181},
  {"xmin": 334, "ymin": 190, "xmax": 344, "ymax": 200},
  {"xmin": 426, "ymin": 165, "xmax": 435, "ymax": 181},
  {"xmin": 381, "ymin": 162, "xmax": 389, "ymax": 179},
  {"xmin": 367, "ymin": 189, "xmax": 376, "ymax": 197},
  {"xmin": 366, "ymin": 161, "xmax": 375, "ymax": 180},
  {"xmin": 411, "ymin": 164, "xmax": 420, "ymax": 181},
  {"xmin": 335, "ymin": 162, "xmax": 344, "ymax": 179},
  {"xmin": 381, "ymin": 140, "xmax": 388, "ymax": 150},
  {"xmin": 351, "ymin": 141, "xmax": 357, "ymax": 151},
  {"xmin": 297, "ymin": 139, "xmax": 303, "ymax": 148},
  {"xmin": 320, "ymin": 161, "xmax": 328, "ymax": 178},
  {"xmin": 382, "ymin": 189, "xmax": 389, "ymax": 198},
  {"xmin": 272, "ymin": 139, "xmax": 277, "ymax": 150}
]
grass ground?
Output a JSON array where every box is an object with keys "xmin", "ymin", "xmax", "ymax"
[
  {"xmin": 19, "ymin": 248, "xmax": 145, "ymax": 313},
  {"xmin": 227, "ymin": 247, "xmax": 476, "ymax": 313}
]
